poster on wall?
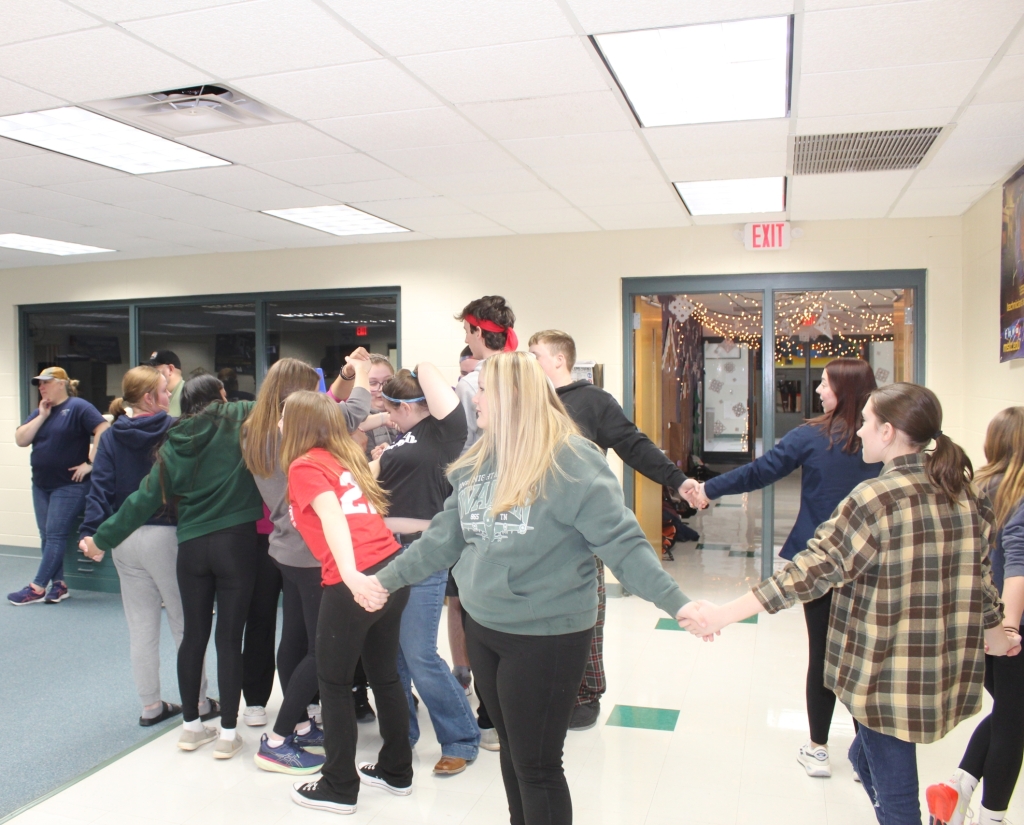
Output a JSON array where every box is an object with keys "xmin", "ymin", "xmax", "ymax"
[{"xmin": 1000, "ymin": 164, "xmax": 1024, "ymax": 361}]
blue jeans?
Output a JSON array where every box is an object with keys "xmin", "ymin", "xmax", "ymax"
[
  {"xmin": 396, "ymin": 566, "xmax": 480, "ymax": 760},
  {"xmin": 851, "ymin": 725, "xmax": 921, "ymax": 825},
  {"xmin": 31, "ymin": 482, "xmax": 89, "ymax": 589}
]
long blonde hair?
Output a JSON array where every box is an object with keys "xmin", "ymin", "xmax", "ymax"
[
  {"xmin": 109, "ymin": 365, "xmax": 163, "ymax": 420},
  {"xmin": 241, "ymin": 358, "xmax": 319, "ymax": 478},
  {"xmin": 449, "ymin": 351, "xmax": 579, "ymax": 515},
  {"xmin": 975, "ymin": 406, "xmax": 1024, "ymax": 529},
  {"xmin": 279, "ymin": 390, "xmax": 389, "ymax": 515}
]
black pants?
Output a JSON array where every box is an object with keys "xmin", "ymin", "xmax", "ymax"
[
  {"xmin": 960, "ymin": 623, "xmax": 1024, "ymax": 811},
  {"xmin": 242, "ymin": 533, "xmax": 282, "ymax": 708},
  {"xmin": 316, "ymin": 562, "xmax": 411, "ymax": 805},
  {"xmin": 465, "ymin": 615, "xmax": 593, "ymax": 825},
  {"xmin": 274, "ymin": 561, "xmax": 323, "ymax": 738},
  {"xmin": 459, "ymin": 600, "xmax": 493, "ymax": 729},
  {"xmin": 177, "ymin": 523, "xmax": 258, "ymax": 728},
  {"xmin": 804, "ymin": 591, "xmax": 838, "ymax": 745}
]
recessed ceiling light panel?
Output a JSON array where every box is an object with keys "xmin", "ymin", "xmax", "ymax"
[
  {"xmin": 262, "ymin": 205, "xmax": 409, "ymax": 237},
  {"xmin": 674, "ymin": 177, "xmax": 786, "ymax": 215},
  {"xmin": 0, "ymin": 233, "xmax": 115, "ymax": 256},
  {"xmin": 595, "ymin": 16, "xmax": 791, "ymax": 127},
  {"xmin": 0, "ymin": 107, "xmax": 231, "ymax": 174}
]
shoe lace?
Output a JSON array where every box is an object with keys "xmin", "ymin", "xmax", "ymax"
[
  {"xmin": 362, "ymin": 763, "xmax": 378, "ymax": 773},
  {"xmin": 299, "ymin": 780, "xmax": 319, "ymax": 792}
]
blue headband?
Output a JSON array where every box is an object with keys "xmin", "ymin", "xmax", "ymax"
[{"xmin": 382, "ymin": 393, "xmax": 425, "ymax": 404}]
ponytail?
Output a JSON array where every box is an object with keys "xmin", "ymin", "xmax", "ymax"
[
  {"xmin": 67, "ymin": 378, "xmax": 79, "ymax": 397},
  {"xmin": 869, "ymin": 383, "xmax": 973, "ymax": 503},
  {"xmin": 109, "ymin": 397, "xmax": 129, "ymax": 420}
]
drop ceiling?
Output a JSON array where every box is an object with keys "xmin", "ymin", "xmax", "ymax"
[{"xmin": 1, "ymin": 0, "xmax": 1023, "ymax": 267}]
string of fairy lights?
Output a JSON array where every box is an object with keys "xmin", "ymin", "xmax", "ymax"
[{"xmin": 661, "ymin": 290, "xmax": 902, "ymax": 361}]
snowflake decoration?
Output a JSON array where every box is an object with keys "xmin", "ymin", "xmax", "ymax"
[
  {"xmin": 714, "ymin": 420, "xmax": 726, "ymax": 435},
  {"xmin": 717, "ymin": 338, "xmax": 737, "ymax": 354},
  {"xmin": 815, "ymin": 306, "xmax": 832, "ymax": 338},
  {"xmin": 709, "ymin": 379, "xmax": 724, "ymax": 393},
  {"xmin": 875, "ymin": 367, "xmax": 890, "ymax": 383},
  {"xmin": 723, "ymin": 362, "xmax": 736, "ymax": 373},
  {"xmin": 668, "ymin": 296, "xmax": 695, "ymax": 323},
  {"xmin": 732, "ymin": 403, "xmax": 747, "ymax": 418}
]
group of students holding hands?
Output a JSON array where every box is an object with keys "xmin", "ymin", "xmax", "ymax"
[{"xmin": 10, "ymin": 291, "xmax": 1024, "ymax": 825}]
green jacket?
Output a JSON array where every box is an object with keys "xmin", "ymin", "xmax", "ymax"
[
  {"xmin": 92, "ymin": 401, "xmax": 262, "ymax": 549},
  {"xmin": 377, "ymin": 435, "xmax": 689, "ymax": 635}
]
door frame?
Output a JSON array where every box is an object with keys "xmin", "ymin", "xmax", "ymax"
[{"xmin": 621, "ymin": 269, "xmax": 927, "ymax": 580}]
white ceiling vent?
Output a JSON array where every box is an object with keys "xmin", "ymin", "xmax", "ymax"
[
  {"xmin": 792, "ymin": 128, "xmax": 942, "ymax": 175},
  {"xmin": 87, "ymin": 84, "xmax": 289, "ymax": 136}
]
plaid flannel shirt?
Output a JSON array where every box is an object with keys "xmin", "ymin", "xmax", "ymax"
[{"xmin": 753, "ymin": 453, "xmax": 1003, "ymax": 744}]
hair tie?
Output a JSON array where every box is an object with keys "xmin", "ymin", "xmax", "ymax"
[
  {"xmin": 464, "ymin": 313, "xmax": 518, "ymax": 351},
  {"xmin": 382, "ymin": 392, "xmax": 425, "ymax": 404},
  {"xmin": 408, "ymin": 370, "xmax": 417, "ymax": 378},
  {"xmin": 934, "ymin": 430, "xmax": 943, "ymax": 439}
]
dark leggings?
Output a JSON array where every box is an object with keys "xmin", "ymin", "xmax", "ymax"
[
  {"xmin": 177, "ymin": 523, "xmax": 258, "ymax": 729},
  {"xmin": 960, "ymin": 626, "xmax": 1024, "ymax": 811},
  {"xmin": 459, "ymin": 597, "xmax": 492, "ymax": 728},
  {"xmin": 316, "ymin": 560, "xmax": 412, "ymax": 805},
  {"xmin": 274, "ymin": 561, "xmax": 323, "ymax": 738},
  {"xmin": 804, "ymin": 591, "xmax": 837, "ymax": 745},
  {"xmin": 466, "ymin": 615, "xmax": 593, "ymax": 825},
  {"xmin": 242, "ymin": 534, "xmax": 282, "ymax": 708}
]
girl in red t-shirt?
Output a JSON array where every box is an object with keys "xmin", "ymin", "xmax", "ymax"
[{"xmin": 279, "ymin": 391, "xmax": 412, "ymax": 814}]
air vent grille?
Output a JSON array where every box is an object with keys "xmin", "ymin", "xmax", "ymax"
[{"xmin": 793, "ymin": 128, "xmax": 942, "ymax": 175}]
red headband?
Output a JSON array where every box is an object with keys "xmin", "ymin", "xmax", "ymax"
[{"xmin": 464, "ymin": 313, "xmax": 518, "ymax": 352}]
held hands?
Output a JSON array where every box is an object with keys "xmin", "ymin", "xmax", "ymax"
[
  {"xmin": 345, "ymin": 354, "xmax": 372, "ymax": 378},
  {"xmin": 348, "ymin": 347, "xmax": 371, "ymax": 362},
  {"xmin": 78, "ymin": 536, "xmax": 105, "ymax": 563},
  {"xmin": 676, "ymin": 600, "xmax": 731, "ymax": 641},
  {"xmin": 370, "ymin": 442, "xmax": 389, "ymax": 461},
  {"xmin": 69, "ymin": 462, "xmax": 92, "ymax": 483},
  {"xmin": 679, "ymin": 479, "xmax": 710, "ymax": 510},
  {"xmin": 987, "ymin": 625, "xmax": 1023, "ymax": 657},
  {"xmin": 345, "ymin": 571, "xmax": 390, "ymax": 612}
]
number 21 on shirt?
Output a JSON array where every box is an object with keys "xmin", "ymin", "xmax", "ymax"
[{"xmin": 339, "ymin": 471, "xmax": 377, "ymax": 516}]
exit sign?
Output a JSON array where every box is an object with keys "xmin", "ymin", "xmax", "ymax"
[
  {"xmin": 744, "ymin": 221, "xmax": 790, "ymax": 251},
  {"xmin": 355, "ymin": 326, "xmax": 368, "ymax": 337}
]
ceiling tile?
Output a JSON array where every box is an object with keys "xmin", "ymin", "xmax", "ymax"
[
  {"xmin": 0, "ymin": 187, "xmax": 99, "ymax": 214},
  {"xmin": 399, "ymin": 213, "xmax": 510, "ymax": 234},
  {"xmin": 322, "ymin": 0, "xmax": 575, "ymax": 56},
  {"xmin": 531, "ymin": 159, "xmax": 666, "ymax": 189},
  {"xmin": 452, "ymin": 190, "xmax": 570, "ymax": 212},
  {"xmin": 312, "ymin": 108, "xmax": 486, "ymax": 152},
  {"xmin": 559, "ymin": 183, "xmax": 678, "ymax": 206},
  {"xmin": 914, "ymin": 132, "xmax": 1024, "ymax": 187},
  {"xmin": 801, "ymin": 1, "xmax": 1022, "ymax": 74},
  {"xmin": 368, "ymin": 142, "xmax": 520, "ymax": 178},
  {"xmin": 972, "ymin": 54, "xmax": 1024, "ymax": 105},
  {"xmin": 789, "ymin": 170, "xmax": 912, "ymax": 219},
  {"xmin": 501, "ymin": 131, "xmax": 650, "ymax": 168},
  {"xmin": 0, "ymin": 135, "xmax": 47, "ymax": 160},
  {"xmin": 0, "ymin": 206, "xmax": 93, "ymax": 236},
  {"xmin": 0, "ymin": 77, "xmax": 66, "ymax": 116},
  {"xmin": 194, "ymin": 210, "xmax": 334, "ymax": 240},
  {"xmin": 47, "ymin": 176, "xmax": 182, "ymax": 205},
  {"xmin": 644, "ymin": 119, "xmax": 789, "ymax": 158},
  {"xmin": 0, "ymin": 153, "xmax": 126, "ymax": 186},
  {"xmin": 0, "ymin": 28, "xmax": 207, "ymax": 102},
  {"xmin": 206, "ymin": 185, "xmax": 337, "ymax": 211},
  {"xmin": 349, "ymin": 197, "xmax": 471, "ymax": 221},
  {"xmin": 68, "ymin": 0, "xmax": 253, "ymax": 22},
  {"xmin": 177, "ymin": 123, "xmax": 353, "ymax": 165},
  {"xmin": 804, "ymin": 0, "xmax": 918, "ymax": 9},
  {"xmin": 2, "ymin": 0, "xmax": 100, "ymax": 47},
  {"xmin": 660, "ymin": 152, "xmax": 788, "ymax": 182},
  {"xmin": 400, "ymin": 38, "xmax": 608, "ymax": 104},
  {"xmin": 953, "ymin": 102, "xmax": 1024, "ymax": 141},
  {"xmin": 794, "ymin": 109, "xmax": 957, "ymax": 135},
  {"xmin": 414, "ymin": 168, "xmax": 548, "ymax": 196},
  {"xmin": 889, "ymin": 184, "xmax": 990, "ymax": 217},
  {"xmin": 798, "ymin": 61, "xmax": 988, "ymax": 118},
  {"xmin": 119, "ymin": 194, "xmax": 252, "ymax": 223},
  {"xmin": 34, "ymin": 200, "xmax": 144, "ymax": 227},
  {"xmin": 253, "ymin": 153, "xmax": 402, "ymax": 186},
  {"xmin": 478, "ymin": 207, "xmax": 598, "ymax": 233},
  {"xmin": 422, "ymin": 225, "xmax": 514, "ymax": 238},
  {"xmin": 147, "ymin": 165, "xmax": 285, "ymax": 195},
  {"xmin": 581, "ymin": 201, "xmax": 690, "ymax": 229},
  {"xmin": 234, "ymin": 61, "xmax": 440, "ymax": 121},
  {"xmin": 123, "ymin": 0, "xmax": 380, "ymax": 78},
  {"xmin": 690, "ymin": 209, "xmax": 786, "ymax": 226},
  {"xmin": 307, "ymin": 177, "xmax": 438, "ymax": 201},
  {"xmin": 458, "ymin": 90, "xmax": 633, "ymax": 140},
  {"xmin": 562, "ymin": 0, "xmax": 793, "ymax": 34}
]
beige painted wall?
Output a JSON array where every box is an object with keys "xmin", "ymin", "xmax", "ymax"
[{"xmin": 0, "ymin": 216, "xmax": 963, "ymax": 547}]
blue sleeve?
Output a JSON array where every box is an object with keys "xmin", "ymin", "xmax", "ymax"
[
  {"xmin": 1002, "ymin": 500, "xmax": 1024, "ymax": 581},
  {"xmin": 81, "ymin": 433, "xmax": 116, "ymax": 538},
  {"xmin": 703, "ymin": 426, "xmax": 809, "ymax": 500},
  {"xmin": 77, "ymin": 399, "xmax": 106, "ymax": 433},
  {"xmin": 23, "ymin": 409, "xmax": 39, "ymax": 426}
]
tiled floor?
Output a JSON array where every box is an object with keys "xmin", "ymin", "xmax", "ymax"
[{"xmin": 9, "ymin": 484, "xmax": 1023, "ymax": 825}]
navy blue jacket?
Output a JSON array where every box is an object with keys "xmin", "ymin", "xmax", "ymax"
[
  {"xmin": 703, "ymin": 423, "xmax": 882, "ymax": 560},
  {"xmin": 991, "ymin": 497, "xmax": 1024, "ymax": 594},
  {"xmin": 81, "ymin": 412, "xmax": 176, "ymax": 538}
]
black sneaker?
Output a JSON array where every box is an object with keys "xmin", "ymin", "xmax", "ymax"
[
  {"xmin": 353, "ymin": 687, "xmax": 376, "ymax": 724},
  {"xmin": 290, "ymin": 779, "xmax": 356, "ymax": 814},
  {"xmin": 568, "ymin": 701, "xmax": 601, "ymax": 731},
  {"xmin": 357, "ymin": 762, "xmax": 412, "ymax": 796}
]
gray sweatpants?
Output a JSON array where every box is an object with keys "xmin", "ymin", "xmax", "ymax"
[{"xmin": 112, "ymin": 525, "xmax": 208, "ymax": 710}]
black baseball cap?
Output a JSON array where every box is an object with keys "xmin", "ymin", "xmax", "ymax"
[{"xmin": 148, "ymin": 350, "xmax": 181, "ymax": 369}]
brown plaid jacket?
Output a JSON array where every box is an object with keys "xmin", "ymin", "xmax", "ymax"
[{"xmin": 753, "ymin": 453, "xmax": 1003, "ymax": 743}]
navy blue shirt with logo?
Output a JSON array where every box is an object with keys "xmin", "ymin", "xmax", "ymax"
[{"xmin": 23, "ymin": 397, "xmax": 106, "ymax": 490}]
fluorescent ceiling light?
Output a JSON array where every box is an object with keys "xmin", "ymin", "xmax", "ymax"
[
  {"xmin": 0, "ymin": 233, "xmax": 114, "ymax": 256},
  {"xmin": 594, "ymin": 16, "xmax": 790, "ymax": 127},
  {"xmin": 0, "ymin": 107, "xmax": 230, "ymax": 174},
  {"xmin": 674, "ymin": 177, "xmax": 785, "ymax": 215},
  {"xmin": 263, "ymin": 205, "xmax": 409, "ymax": 236}
]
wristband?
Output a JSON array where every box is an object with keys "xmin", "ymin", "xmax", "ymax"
[{"xmin": 341, "ymin": 367, "xmax": 355, "ymax": 380}]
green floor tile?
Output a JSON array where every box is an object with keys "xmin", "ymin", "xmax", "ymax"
[
  {"xmin": 739, "ymin": 614, "xmax": 759, "ymax": 624},
  {"xmin": 606, "ymin": 704, "xmax": 680, "ymax": 731},
  {"xmin": 655, "ymin": 617, "xmax": 682, "ymax": 631}
]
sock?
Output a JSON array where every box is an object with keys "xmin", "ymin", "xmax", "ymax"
[
  {"xmin": 295, "ymin": 721, "xmax": 311, "ymax": 736},
  {"xmin": 952, "ymin": 767, "xmax": 979, "ymax": 798},
  {"xmin": 267, "ymin": 734, "xmax": 286, "ymax": 748},
  {"xmin": 220, "ymin": 726, "xmax": 236, "ymax": 741},
  {"xmin": 978, "ymin": 808, "xmax": 1006, "ymax": 825},
  {"xmin": 141, "ymin": 703, "xmax": 163, "ymax": 720},
  {"xmin": 183, "ymin": 719, "xmax": 204, "ymax": 733}
]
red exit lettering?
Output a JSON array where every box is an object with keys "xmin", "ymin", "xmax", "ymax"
[
  {"xmin": 745, "ymin": 221, "xmax": 789, "ymax": 251},
  {"xmin": 356, "ymin": 326, "xmax": 368, "ymax": 337}
]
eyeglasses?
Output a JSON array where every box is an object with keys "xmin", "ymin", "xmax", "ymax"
[{"xmin": 369, "ymin": 380, "xmax": 385, "ymax": 389}]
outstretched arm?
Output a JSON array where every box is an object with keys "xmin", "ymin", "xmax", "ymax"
[{"xmin": 414, "ymin": 362, "xmax": 459, "ymax": 420}]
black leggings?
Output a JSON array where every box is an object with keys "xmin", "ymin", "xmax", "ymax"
[
  {"xmin": 274, "ymin": 561, "xmax": 323, "ymax": 738},
  {"xmin": 316, "ymin": 560, "xmax": 411, "ymax": 805},
  {"xmin": 804, "ymin": 591, "xmax": 837, "ymax": 745},
  {"xmin": 177, "ymin": 523, "xmax": 258, "ymax": 729},
  {"xmin": 242, "ymin": 534, "xmax": 282, "ymax": 708},
  {"xmin": 960, "ymin": 625, "xmax": 1024, "ymax": 811},
  {"xmin": 459, "ymin": 601, "xmax": 492, "ymax": 728},
  {"xmin": 466, "ymin": 615, "xmax": 593, "ymax": 825}
]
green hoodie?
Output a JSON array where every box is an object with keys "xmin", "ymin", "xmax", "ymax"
[
  {"xmin": 92, "ymin": 401, "xmax": 262, "ymax": 550},
  {"xmin": 377, "ymin": 435, "xmax": 689, "ymax": 636}
]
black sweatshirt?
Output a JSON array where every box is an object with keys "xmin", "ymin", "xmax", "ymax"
[{"xmin": 556, "ymin": 380, "xmax": 687, "ymax": 491}]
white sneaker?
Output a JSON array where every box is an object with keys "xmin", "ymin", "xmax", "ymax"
[
  {"xmin": 797, "ymin": 742, "xmax": 831, "ymax": 777},
  {"xmin": 479, "ymin": 728, "xmax": 500, "ymax": 752},
  {"xmin": 307, "ymin": 704, "xmax": 322, "ymax": 725},
  {"xmin": 243, "ymin": 706, "xmax": 268, "ymax": 726}
]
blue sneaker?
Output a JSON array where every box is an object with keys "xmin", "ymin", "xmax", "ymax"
[
  {"xmin": 294, "ymin": 719, "xmax": 325, "ymax": 754},
  {"xmin": 8, "ymin": 585, "xmax": 45, "ymax": 606},
  {"xmin": 44, "ymin": 582, "xmax": 69, "ymax": 604},
  {"xmin": 254, "ymin": 734, "xmax": 325, "ymax": 775}
]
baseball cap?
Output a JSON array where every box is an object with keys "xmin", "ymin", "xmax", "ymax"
[
  {"xmin": 148, "ymin": 350, "xmax": 181, "ymax": 369},
  {"xmin": 31, "ymin": 366, "xmax": 69, "ymax": 385}
]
